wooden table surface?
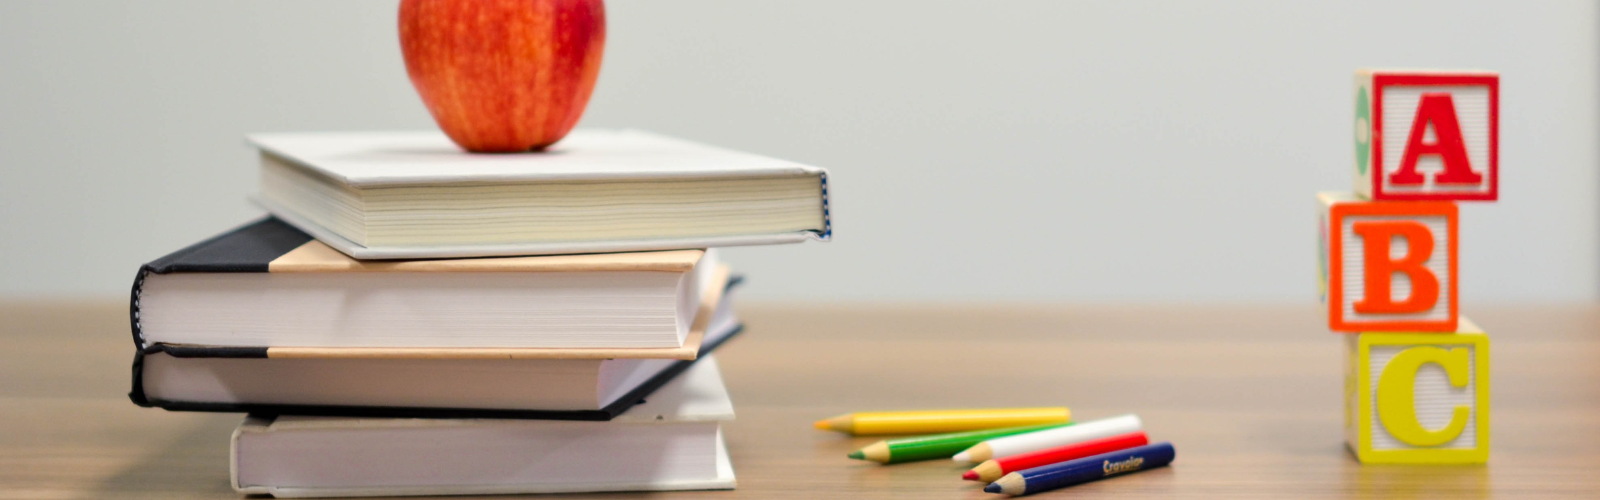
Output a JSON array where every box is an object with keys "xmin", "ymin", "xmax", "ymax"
[{"xmin": 2, "ymin": 301, "xmax": 1597, "ymax": 499}]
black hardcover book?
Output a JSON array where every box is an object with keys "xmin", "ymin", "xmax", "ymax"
[{"xmin": 128, "ymin": 218, "xmax": 744, "ymax": 421}]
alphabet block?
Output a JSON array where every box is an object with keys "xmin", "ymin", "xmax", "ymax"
[
  {"xmin": 1318, "ymin": 192, "xmax": 1457, "ymax": 332},
  {"xmin": 1344, "ymin": 320, "xmax": 1489, "ymax": 464},
  {"xmin": 1353, "ymin": 69, "xmax": 1498, "ymax": 201}
]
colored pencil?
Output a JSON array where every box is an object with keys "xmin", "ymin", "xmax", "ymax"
[
  {"xmin": 984, "ymin": 442, "xmax": 1176, "ymax": 496},
  {"xmin": 953, "ymin": 414, "xmax": 1141, "ymax": 463},
  {"xmin": 964, "ymin": 431, "xmax": 1149, "ymax": 482},
  {"xmin": 814, "ymin": 407, "xmax": 1070, "ymax": 436},
  {"xmin": 849, "ymin": 423, "xmax": 1072, "ymax": 464}
]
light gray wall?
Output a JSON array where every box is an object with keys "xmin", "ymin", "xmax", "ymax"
[{"xmin": 1, "ymin": 1, "xmax": 1595, "ymax": 302}]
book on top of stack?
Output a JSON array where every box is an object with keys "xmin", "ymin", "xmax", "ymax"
[
  {"xmin": 127, "ymin": 129, "xmax": 832, "ymax": 496},
  {"xmin": 250, "ymin": 129, "xmax": 831, "ymax": 259}
]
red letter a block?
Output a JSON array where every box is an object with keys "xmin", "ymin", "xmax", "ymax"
[
  {"xmin": 1353, "ymin": 69, "xmax": 1498, "ymax": 201},
  {"xmin": 1318, "ymin": 192, "xmax": 1458, "ymax": 332}
]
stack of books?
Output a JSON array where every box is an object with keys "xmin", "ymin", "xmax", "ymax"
[{"xmin": 126, "ymin": 130, "xmax": 831, "ymax": 496}]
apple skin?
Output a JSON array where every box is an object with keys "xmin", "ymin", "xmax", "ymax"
[{"xmin": 399, "ymin": 0, "xmax": 605, "ymax": 153}]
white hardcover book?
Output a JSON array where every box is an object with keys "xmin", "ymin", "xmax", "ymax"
[
  {"xmin": 249, "ymin": 129, "xmax": 832, "ymax": 259},
  {"xmin": 231, "ymin": 356, "xmax": 737, "ymax": 498}
]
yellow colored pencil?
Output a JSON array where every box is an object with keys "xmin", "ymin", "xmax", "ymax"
[{"xmin": 813, "ymin": 407, "xmax": 1070, "ymax": 436}]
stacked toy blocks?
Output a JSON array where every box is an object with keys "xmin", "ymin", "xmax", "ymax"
[{"xmin": 1320, "ymin": 69, "xmax": 1498, "ymax": 464}]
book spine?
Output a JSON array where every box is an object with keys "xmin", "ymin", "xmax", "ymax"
[
  {"xmin": 129, "ymin": 266, "xmax": 152, "ymax": 349},
  {"xmin": 817, "ymin": 171, "xmax": 832, "ymax": 240}
]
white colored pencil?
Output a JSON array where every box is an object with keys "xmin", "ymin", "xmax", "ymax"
[{"xmin": 951, "ymin": 414, "xmax": 1142, "ymax": 463}]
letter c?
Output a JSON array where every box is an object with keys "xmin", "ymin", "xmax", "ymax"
[{"xmin": 1377, "ymin": 346, "xmax": 1471, "ymax": 446}]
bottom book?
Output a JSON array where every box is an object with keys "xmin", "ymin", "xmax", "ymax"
[{"xmin": 231, "ymin": 355, "xmax": 737, "ymax": 498}]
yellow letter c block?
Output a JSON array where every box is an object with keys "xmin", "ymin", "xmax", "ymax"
[
  {"xmin": 1377, "ymin": 346, "xmax": 1470, "ymax": 446},
  {"xmin": 1345, "ymin": 321, "xmax": 1489, "ymax": 464}
]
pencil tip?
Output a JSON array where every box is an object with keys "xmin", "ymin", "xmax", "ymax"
[
  {"xmin": 951, "ymin": 452, "xmax": 970, "ymax": 462},
  {"xmin": 962, "ymin": 471, "xmax": 979, "ymax": 481},
  {"xmin": 984, "ymin": 483, "xmax": 1002, "ymax": 494},
  {"xmin": 814, "ymin": 415, "xmax": 853, "ymax": 433},
  {"xmin": 847, "ymin": 450, "xmax": 864, "ymax": 460}
]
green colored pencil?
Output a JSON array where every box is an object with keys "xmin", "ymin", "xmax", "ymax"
[{"xmin": 847, "ymin": 422, "xmax": 1072, "ymax": 464}]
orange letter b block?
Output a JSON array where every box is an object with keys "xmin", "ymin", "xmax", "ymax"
[{"xmin": 1318, "ymin": 192, "xmax": 1457, "ymax": 332}]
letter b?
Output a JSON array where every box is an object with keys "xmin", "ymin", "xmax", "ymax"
[
  {"xmin": 1319, "ymin": 193, "xmax": 1458, "ymax": 332},
  {"xmin": 1352, "ymin": 221, "xmax": 1439, "ymax": 315}
]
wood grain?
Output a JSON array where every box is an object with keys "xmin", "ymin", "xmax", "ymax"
[{"xmin": 1, "ymin": 301, "xmax": 1596, "ymax": 499}]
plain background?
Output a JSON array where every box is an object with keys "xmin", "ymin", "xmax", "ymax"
[{"xmin": 1, "ymin": 0, "xmax": 1595, "ymax": 303}]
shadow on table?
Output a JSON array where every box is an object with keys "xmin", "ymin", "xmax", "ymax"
[
  {"xmin": 1341, "ymin": 459, "xmax": 1489, "ymax": 499},
  {"xmin": 88, "ymin": 414, "xmax": 242, "ymax": 499}
]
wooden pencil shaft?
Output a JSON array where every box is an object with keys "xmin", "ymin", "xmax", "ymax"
[
  {"xmin": 874, "ymin": 423, "xmax": 1071, "ymax": 463},
  {"xmin": 856, "ymin": 442, "xmax": 891, "ymax": 462},
  {"xmin": 1007, "ymin": 442, "xmax": 1176, "ymax": 495},
  {"xmin": 992, "ymin": 473, "xmax": 1028, "ymax": 496},
  {"xmin": 985, "ymin": 414, "xmax": 1141, "ymax": 458},
  {"xmin": 968, "ymin": 461, "xmax": 1004, "ymax": 483},
  {"xmin": 986, "ymin": 431, "xmax": 1150, "ymax": 481},
  {"xmin": 826, "ymin": 407, "xmax": 1069, "ymax": 435}
]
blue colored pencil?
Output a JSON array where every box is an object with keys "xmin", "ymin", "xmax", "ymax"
[{"xmin": 983, "ymin": 442, "xmax": 1175, "ymax": 496}]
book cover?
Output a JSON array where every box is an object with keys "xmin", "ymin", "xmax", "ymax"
[
  {"xmin": 131, "ymin": 217, "xmax": 719, "ymax": 350},
  {"xmin": 231, "ymin": 356, "xmax": 738, "ymax": 497},
  {"xmin": 248, "ymin": 129, "xmax": 831, "ymax": 259}
]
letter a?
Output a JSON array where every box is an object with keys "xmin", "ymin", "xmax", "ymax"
[
  {"xmin": 1352, "ymin": 221, "xmax": 1439, "ymax": 314},
  {"xmin": 1390, "ymin": 93, "xmax": 1482, "ymax": 186}
]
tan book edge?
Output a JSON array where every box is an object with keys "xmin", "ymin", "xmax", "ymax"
[
  {"xmin": 255, "ymin": 265, "xmax": 729, "ymax": 360},
  {"xmin": 266, "ymin": 240, "xmax": 703, "ymax": 273}
]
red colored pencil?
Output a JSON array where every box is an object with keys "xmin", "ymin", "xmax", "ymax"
[{"xmin": 962, "ymin": 431, "xmax": 1149, "ymax": 483}]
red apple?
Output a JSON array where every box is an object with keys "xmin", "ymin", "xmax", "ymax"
[{"xmin": 399, "ymin": 0, "xmax": 605, "ymax": 153}]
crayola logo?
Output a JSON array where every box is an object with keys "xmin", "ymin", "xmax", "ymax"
[{"xmin": 1103, "ymin": 456, "xmax": 1144, "ymax": 476}]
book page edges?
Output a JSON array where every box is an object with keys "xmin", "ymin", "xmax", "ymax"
[
  {"xmin": 255, "ymin": 195, "xmax": 818, "ymax": 260},
  {"xmin": 262, "ymin": 265, "xmax": 728, "ymax": 360},
  {"xmin": 266, "ymin": 239, "xmax": 701, "ymax": 273},
  {"xmin": 235, "ymin": 436, "xmax": 735, "ymax": 497}
]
